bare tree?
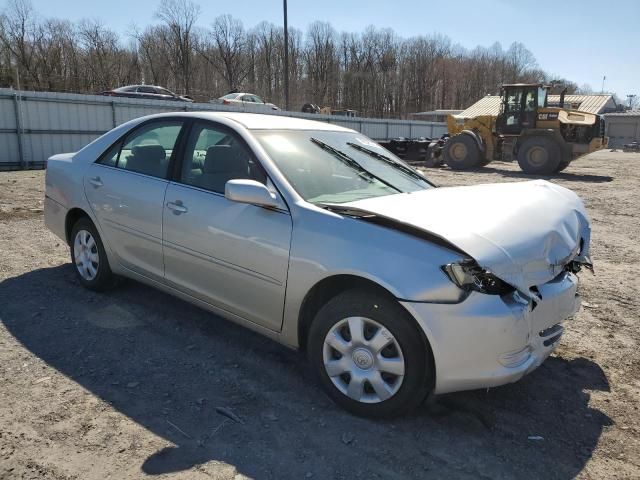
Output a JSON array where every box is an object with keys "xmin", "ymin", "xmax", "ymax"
[
  {"xmin": 0, "ymin": 0, "xmax": 584, "ymax": 116},
  {"xmin": 155, "ymin": 0, "xmax": 200, "ymax": 94},
  {"xmin": 199, "ymin": 14, "xmax": 249, "ymax": 92}
]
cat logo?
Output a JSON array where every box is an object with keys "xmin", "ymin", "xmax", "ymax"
[{"xmin": 538, "ymin": 112, "xmax": 559, "ymax": 121}]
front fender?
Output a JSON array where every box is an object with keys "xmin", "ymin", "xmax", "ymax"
[{"xmin": 278, "ymin": 207, "xmax": 466, "ymax": 347}]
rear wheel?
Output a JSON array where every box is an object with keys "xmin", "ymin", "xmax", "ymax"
[
  {"xmin": 70, "ymin": 217, "xmax": 116, "ymax": 291},
  {"xmin": 477, "ymin": 157, "xmax": 492, "ymax": 167},
  {"xmin": 443, "ymin": 134, "xmax": 482, "ymax": 170},
  {"xmin": 555, "ymin": 160, "xmax": 571, "ymax": 172},
  {"xmin": 308, "ymin": 289, "xmax": 433, "ymax": 418},
  {"xmin": 517, "ymin": 136, "xmax": 561, "ymax": 174}
]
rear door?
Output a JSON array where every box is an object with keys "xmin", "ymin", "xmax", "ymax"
[
  {"xmin": 162, "ymin": 121, "xmax": 292, "ymax": 331},
  {"xmin": 84, "ymin": 119, "xmax": 185, "ymax": 282}
]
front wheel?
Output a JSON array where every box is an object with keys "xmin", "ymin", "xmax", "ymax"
[
  {"xmin": 443, "ymin": 134, "xmax": 482, "ymax": 170},
  {"xmin": 308, "ymin": 289, "xmax": 433, "ymax": 418}
]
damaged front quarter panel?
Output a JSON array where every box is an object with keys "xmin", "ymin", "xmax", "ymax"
[{"xmin": 345, "ymin": 179, "xmax": 594, "ymax": 296}]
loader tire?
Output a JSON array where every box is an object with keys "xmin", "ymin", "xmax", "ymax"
[
  {"xmin": 555, "ymin": 160, "xmax": 570, "ymax": 172},
  {"xmin": 443, "ymin": 134, "xmax": 482, "ymax": 170},
  {"xmin": 517, "ymin": 136, "xmax": 561, "ymax": 175}
]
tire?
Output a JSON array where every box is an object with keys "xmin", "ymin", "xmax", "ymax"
[
  {"xmin": 69, "ymin": 217, "xmax": 116, "ymax": 291},
  {"xmin": 477, "ymin": 157, "xmax": 492, "ymax": 167},
  {"xmin": 308, "ymin": 289, "xmax": 433, "ymax": 418},
  {"xmin": 443, "ymin": 134, "xmax": 482, "ymax": 170},
  {"xmin": 517, "ymin": 136, "xmax": 561, "ymax": 174},
  {"xmin": 555, "ymin": 160, "xmax": 570, "ymax": 172}
]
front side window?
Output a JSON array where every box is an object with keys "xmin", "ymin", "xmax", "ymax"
[
  {"xmin": 254, "ymin": 130, "xmax": 432, "ymax": 204},
  {"xmin": 538, "ymin": 87, "xmax": 548, "ymax": 108},
  {"xmin": 504, "ymin": 90, "xmax": 522, "ymax": 113},
  {"xmin": 97, "ymin": 121, "xmax": 182, "ymax": 178},
  {"xmin": 180, "ymin": 122, "xmax": 266, "ymax": 193}
]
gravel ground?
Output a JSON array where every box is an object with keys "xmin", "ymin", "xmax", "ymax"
[{"xmin": 0, "ymin": 150, "xmax": 639, "ymax": 479}]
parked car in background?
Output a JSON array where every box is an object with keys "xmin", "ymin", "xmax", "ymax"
[
  {"xmin": 623, "ymin": 141, "xmax": 639, "ymax": 152},
  {"xmin": 44, "ymin": 112, "xmax": 591, "ymax": 418},
  {"xmin": 102, "ymin": 85, "xmax": 194, "ymax": 102},
  {"xmin": 302, "ymin": 103, "xmax": 321, "ymax": 114},
  {"xmin": 217, "ymin": 92, "xmax": 280, "ymax": 111}
]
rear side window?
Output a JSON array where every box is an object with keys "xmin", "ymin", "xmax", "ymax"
[
  {"xmin": 98, "ymin": 142, "xmax": 120, "ymax": 167},
  {"xmin": 96, "ymin": 121, "xmax": 183, "ymax": 179}
]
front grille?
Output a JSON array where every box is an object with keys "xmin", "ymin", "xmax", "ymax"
[
  {"xmin": 543, "ymin": 334, "xmax": 562, "ymax": 347},
  {"xmin": 539, "ymin": 324, "xmax": 563, "ymax": 347},
  {"xmin": 539, "ymin": 324, "xmax": 562, "ymax": 337}
]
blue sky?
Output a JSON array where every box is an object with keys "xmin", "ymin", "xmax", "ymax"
[{"xmin": 27, "ymin": 0, "xmax": 639, "ymax": 103}]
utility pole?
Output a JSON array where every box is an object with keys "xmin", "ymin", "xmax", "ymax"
[
  {"xmin": 601, "ymin": 75, "xmax": 606, "ymax": 94},
  {"xmin": 283, "ymin": 0, "xmax": 290, "ymax": 111},
  {"xmin": 627, "ymin": 94, "xmax": 636, "ymax": 110}
]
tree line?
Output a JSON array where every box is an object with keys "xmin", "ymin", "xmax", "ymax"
[{"xmin": 0, "ymin": 0, "xmax": 582, "ymax": 118}]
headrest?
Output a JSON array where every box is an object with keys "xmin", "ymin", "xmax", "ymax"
[
  {"xmin": 126, "ymin": 144, "xmax": 166, "ymax": 176},
  {"xmin": 131, "ymin": 144, "xmax": 166, "ymax": 161},
  {"xmin": 203, "ymin": 145, "xmax": 246, "ymax": 174}
]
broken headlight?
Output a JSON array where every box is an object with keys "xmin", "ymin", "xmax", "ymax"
[{"xmin": 441, "ymin": 261, "xmax": 514, "ymax": 295}]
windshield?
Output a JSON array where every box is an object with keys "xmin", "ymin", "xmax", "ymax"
[
  {"xmin": 253, "ymin": 130, "xmax": 433, "ymax": 204},
  {"xmin": 221, "ymin": 93, "xmax": 240, "ymax": 100}
]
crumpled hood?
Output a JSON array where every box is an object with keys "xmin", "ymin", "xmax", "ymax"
[{"xmin": 346, "ymin": 180, "xmax": 591, "ymax": 293}]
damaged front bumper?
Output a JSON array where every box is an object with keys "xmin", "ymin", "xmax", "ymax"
[{"xmin": 401, "ymin": 271, "xmax": 581, "ymax": 395}]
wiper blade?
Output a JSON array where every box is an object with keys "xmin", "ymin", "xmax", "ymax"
[
  {"xmin": 310, "ymin": 137, "xmax": 401, "ymax": 193},
  {"xmin": 315, "ymin": 203, "xmax": 377, "ymax": 218},
  {"xmin": 346, "ymin": 142, "xmax": 434, "ymax": 185}
]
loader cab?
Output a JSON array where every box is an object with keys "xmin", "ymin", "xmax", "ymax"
[{"xmin": 497, "ymin": 84, "xmax": 549, "ymax": 135}]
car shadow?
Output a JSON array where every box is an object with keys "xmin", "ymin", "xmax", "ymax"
[{"xmin": 0, "ymin": 265, "xmax": 612, "ymax": 479}]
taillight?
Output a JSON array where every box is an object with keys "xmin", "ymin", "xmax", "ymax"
[{"xmin": 223, "ymin": 99, "xmax": 231, "ymax": 105}]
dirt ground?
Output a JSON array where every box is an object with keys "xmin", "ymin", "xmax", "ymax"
[{"xmin": 0, "ymin": 150, "xmax": 639, "ymax": 479}]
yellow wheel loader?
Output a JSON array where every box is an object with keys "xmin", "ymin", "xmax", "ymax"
[{"xmin": 440, "ymin": 84, "xmax": 607, "ymax": 174}]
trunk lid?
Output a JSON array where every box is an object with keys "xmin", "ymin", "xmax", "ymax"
[{"xmin": 346, "ymin": 180, "xmax": 591, "ymax": 293}]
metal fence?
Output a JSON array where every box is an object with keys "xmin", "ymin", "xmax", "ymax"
[
  {"xmin": 0, "ymin": 88, "xmax": 448, "ymax": 170},
  {"xmin": 604, "ymin": 113, "xmax": 640, "ymax": 148}
]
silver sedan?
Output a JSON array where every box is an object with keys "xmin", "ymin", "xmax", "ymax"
[{"xmin": 44, "ymin": 112, "xmax": 592, "ymax": 417}]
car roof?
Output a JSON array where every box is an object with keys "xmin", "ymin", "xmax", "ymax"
[
  {"xmin": 115, "ymin": 85, "xmax": 172, "ymax": 91},
  {"xmin": 139, "ymin": 111, "xmax": 352, "ymax": 132}
]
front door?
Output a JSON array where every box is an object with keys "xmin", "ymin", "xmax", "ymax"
[
  {"xmin": 84, "ymin": 119, "xmax": 184, "ymax": 281},
  {"xmin": 162, "ymin": 121, "xmax": 292, "ymax": 331},
  {"xmin": 499, "ymin": 87, "xmax": 538, "ymax": 135}
]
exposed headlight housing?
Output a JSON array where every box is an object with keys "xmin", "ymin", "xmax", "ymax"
[{"xmin": 441, "ymin": 261, "xmax": 514, "ymax": 295}]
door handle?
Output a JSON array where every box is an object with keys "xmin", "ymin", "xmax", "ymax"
[
  {"xmin": 166, "ymin": 201, "xmax": 188, "ymax": 214},
  {"xmin": 88, "ymin": 176, "xmax": 103, "ymax": 187}
]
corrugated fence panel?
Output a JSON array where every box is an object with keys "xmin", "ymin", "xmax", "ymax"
[
  {"xmin": 0, "ymin": 133, "xmax": 20, "ymax": 166},
  {"xmin": 0, "ymin": 97, "xmax": 17, "ymax": 129},
  {"xmin": 360, "ymin": 122, "xmax": 388, "ymax": 139},
  {"xmin": 22, "ymin": 98, "xmax": 112, "ymax": 132},
  {"xmin": 0, "ymin": 88, "xmax": 447, "ymax": 169},
  {"xmin": 22, "ymin": 133, "xmax": 101, "ymax": 166}
]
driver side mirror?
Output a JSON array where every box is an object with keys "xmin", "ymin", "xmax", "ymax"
[{"xmin": 225, "ymin": 179, "xmax": 279, "ymax": 209}]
